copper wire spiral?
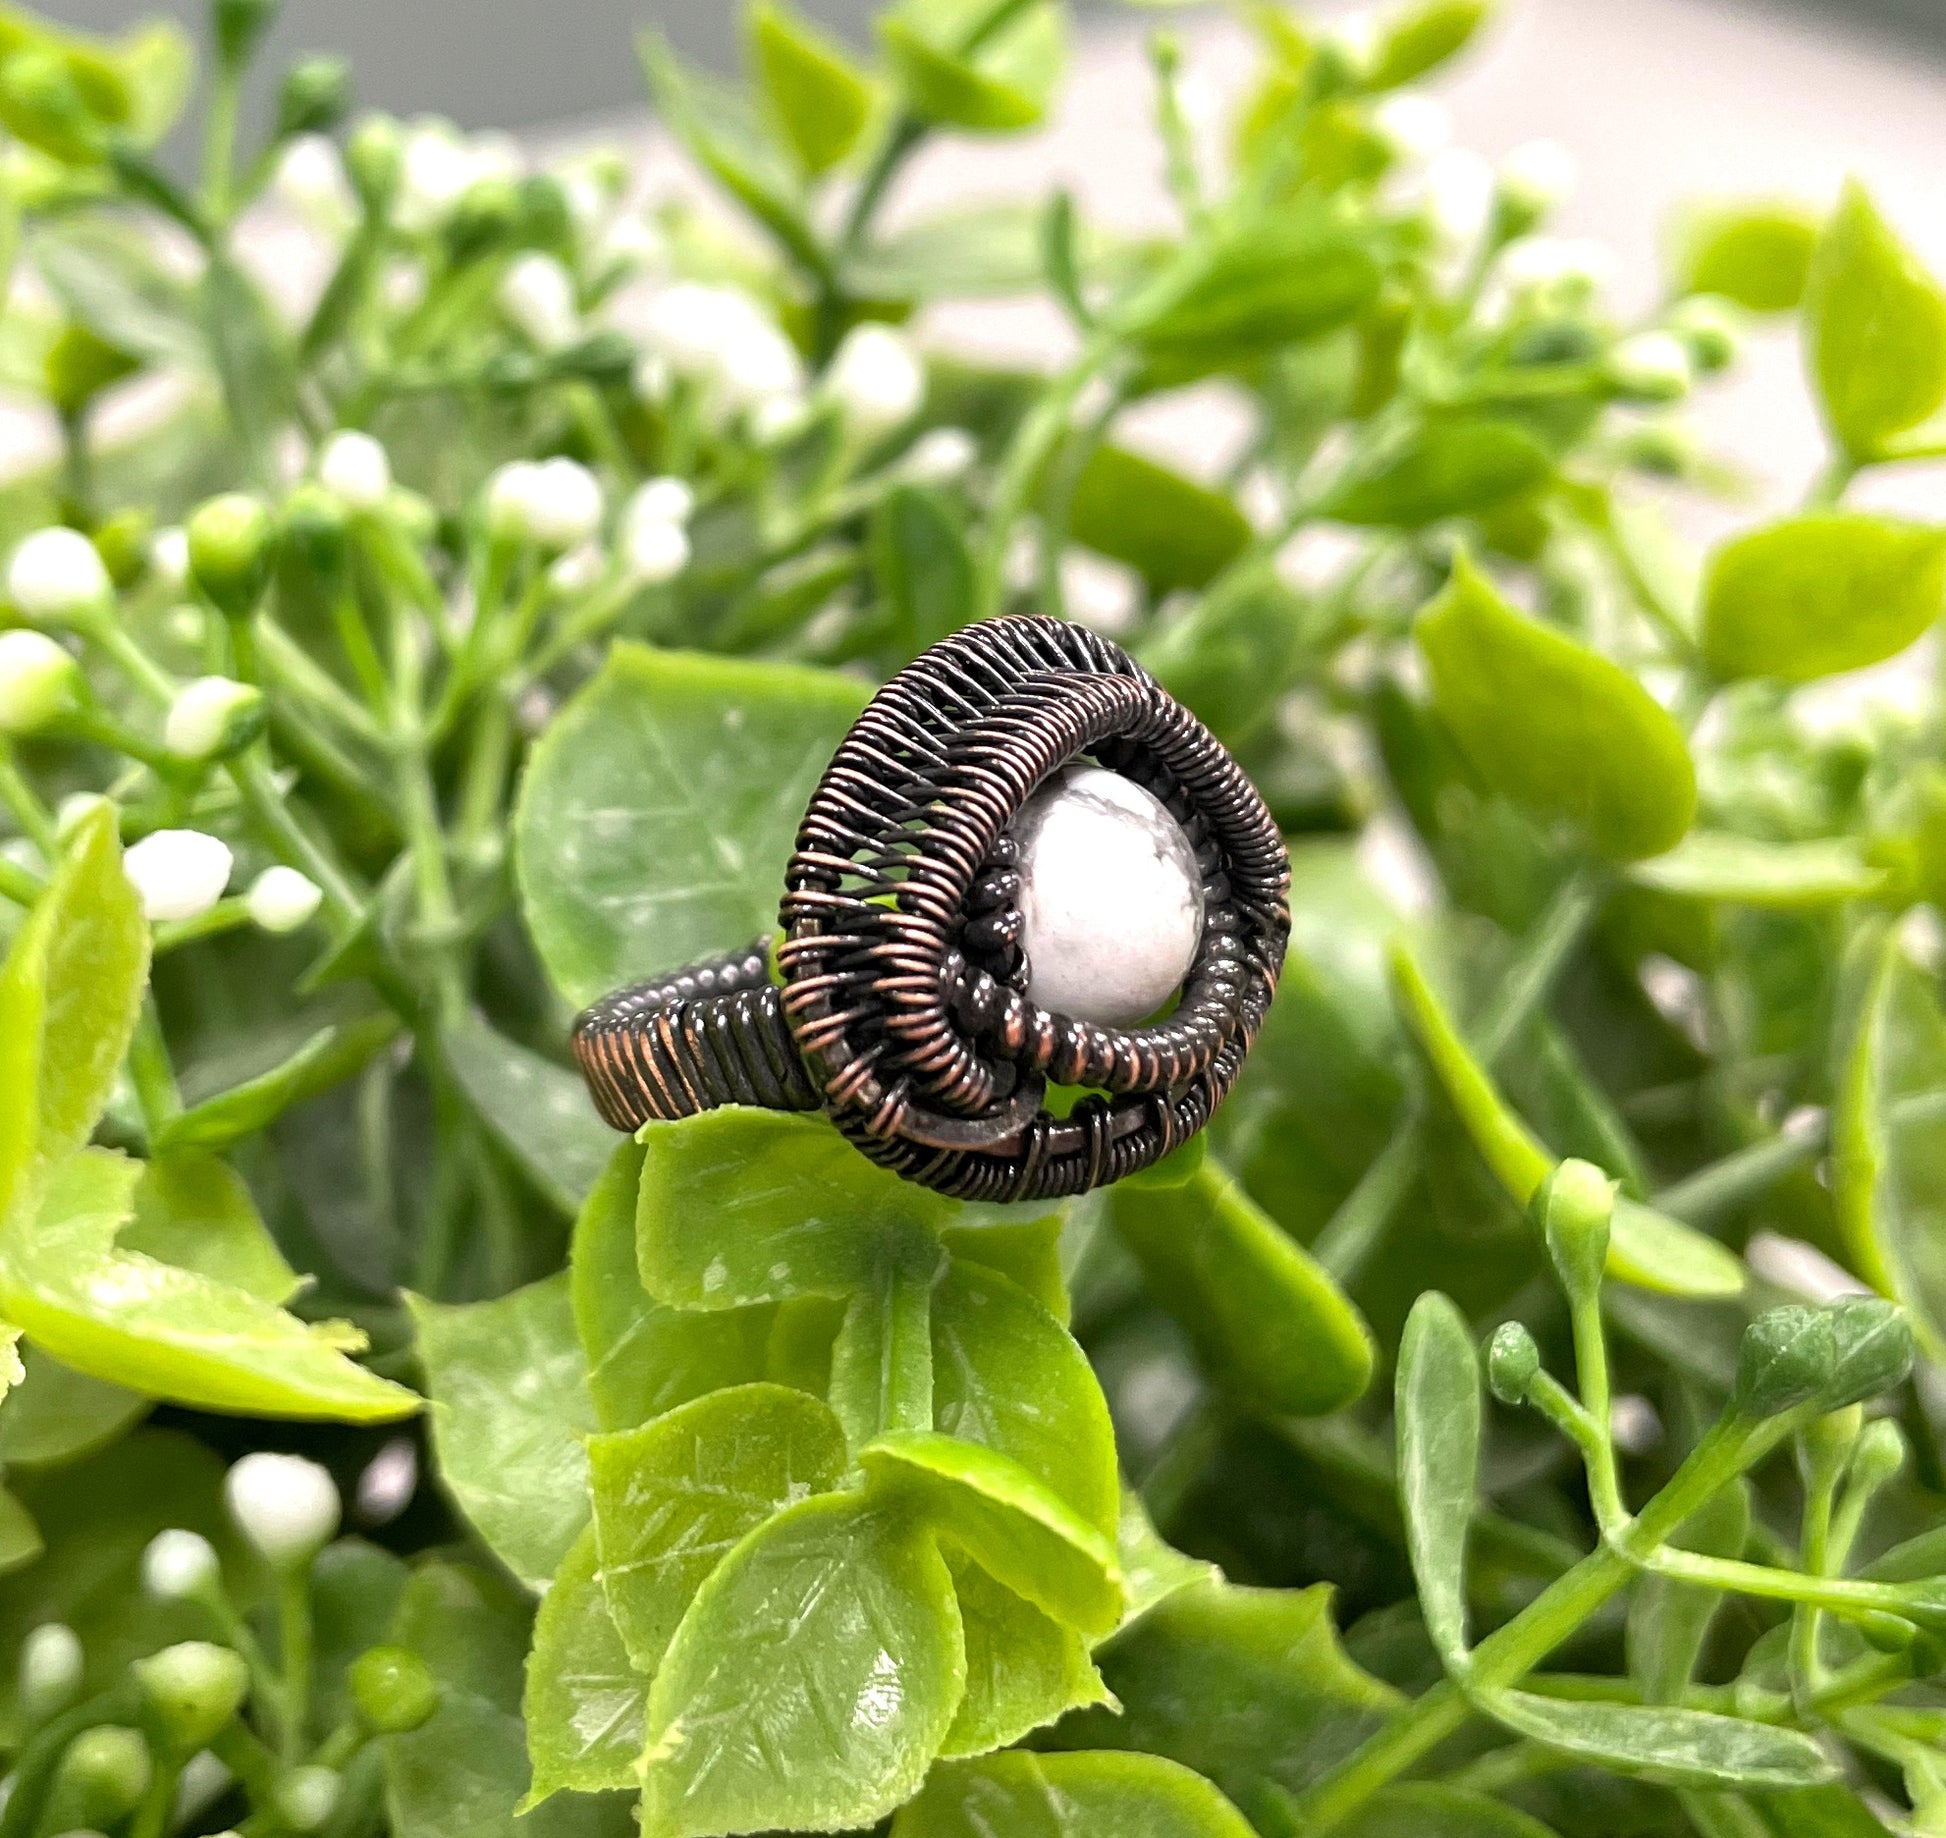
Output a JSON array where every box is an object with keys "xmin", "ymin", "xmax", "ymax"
[{"xmin": 572, "ymin": 615, "xmax": 1291, "ymax": 1199}]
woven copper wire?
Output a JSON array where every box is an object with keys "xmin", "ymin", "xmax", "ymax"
[{"xmin": 572, "ymin": 615, "xmax": 1290, "ymax": 1199}]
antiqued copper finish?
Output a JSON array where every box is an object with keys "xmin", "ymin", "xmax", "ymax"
[{"xmin": 571, "ymin": 615, "xmax": 1291, "ymax": 1199}]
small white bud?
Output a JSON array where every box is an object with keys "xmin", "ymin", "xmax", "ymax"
[
  {"xmin": 1372, "ymin": 92, "xmax": 1451, "ymax": 163},
  {"xmin": 485, "ymin": 461, "xmax": 542, "ymax": 542},
  {"xmin": 142, "ymin": 1529, "xmax": 220, "ymax": 1600},
  {"xmin": 627, "ymin": 476, "xmax": 694, "ymax": 528},
  {"xmin": 499, "ymin": 253, "xmax": 578, "ymax": 350},
  {"xmin": 1610, "ymin": 329, "xmax": 1693, "ymax": 401},
  {"xmin": 1418, "ymin": 147, "xmax": 1495, "ymax": 246},
  {"xmin": 273, "ymin": 134, "xmax": 356, "ymax": 234},
  {"xmin": 56, "ymin": 791, "xmax": 113, "ymax": 841},
  {"xmin": 150, "ymin": 527, "xmax": 190, "ymax": 592},
  {"xmin": 394, "ymin": 122, "xmax": 477, "ymax": 234},
  {"xmin": 898, "ymin": 426, "xmax": 978, "ymax": 486},
  {"xmin": 1324, "ymin": 7, "xmax": 1381, "ymax": 73},
  {"xmin": 277, "ymin": 1765, "xmax": 341, "ymax": 1832},
  {"xmin": 225, "ymin": 1451, "xmax": 341, "ymax": 1568},
  {"xmin": 749, "ymin": 393, "xmax": 811, "ymax": 446},
  {"xmin": 317, "ymin": 431, "xmax": 393, "ymax": 510},
  {"xmin": 823, "ymin": 323, "xmax": 925, "ymax": 439},
  {"xmin": 19, "ymin": 1622, "xmax": 82, "ymax": 1718},
  {"xmin": 530, "ymin": 459, "xmax": 602, "ymax": 550},
  {"xmin": 1498, "ymin": 235, "xmax": 1617, "ymax": 297},
  {"xmin": 164, "ymin": 677, "xmax": 264, "ymax": 761},
  {"xmin": 124, "ymin": 829, "xmax": 235, "ymax": 924},
  {"xmin": 594, "ymin": 213, "xmax": 663, "ymax": 275},
  {"xmin": 8, "ymin": 527, "xmax": 111, "ymax": 625},
  {"xmin": 245, "ymin": 865, "xmax": 323, "ymax": 934},
  {"xmin": 546, "ymin": 543, "xmax": 604, "ymax": 596},
  {"xmin": 624, "ymin": 518, "xmax": 689, "ymax": 586},
  {"xmin": 0, "ymin": 628, "xmax": 81, "ymax": 734},
  {"xmin": 1497, "ymin": 138, "xmax": 1578, "ymax": 217}
]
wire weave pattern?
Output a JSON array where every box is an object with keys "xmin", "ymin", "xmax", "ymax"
[{"xmin": 572, "ymin": 616, "xmax": 1290, "ymax": 1199}]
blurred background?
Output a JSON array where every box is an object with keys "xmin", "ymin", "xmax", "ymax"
[{"xmin": 31, "ymin": 0, "xmax": 1946, "ymax": 512}]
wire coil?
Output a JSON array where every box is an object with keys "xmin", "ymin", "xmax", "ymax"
[{"xmin": 572, "ymin": 615, "xmax": 1290, "ymax": 1199}]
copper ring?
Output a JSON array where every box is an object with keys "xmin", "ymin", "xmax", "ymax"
[{"xmin": 571, "ymin": 615, "xmax": 1291, "ymax": 1200}]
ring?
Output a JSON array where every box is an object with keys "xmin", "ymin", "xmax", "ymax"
[{"xmin": 571, "ymin": 615, "xmax": 1291, "ymax": 1200}]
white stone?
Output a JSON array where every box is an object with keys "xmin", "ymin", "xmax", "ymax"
[{"xmin": 1011, "ymin": 765, "xmax": 1203, "ymax": 1029}]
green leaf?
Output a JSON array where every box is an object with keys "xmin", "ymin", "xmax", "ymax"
[
  {"xmin": 1469, "ymin": 1689, "xmax": 1836, "ymax": 1790},
  {"xmin": 1050, "ymin": 1580, "xmax": 1401, "ymax": 1816},
  {"xmin": 0, "ymin": 1428, "xmax": 235, "ymax": 1744},
  {"xmin": 1324, "ymin": 416, "xmax": 1553, "ymax": 528},
  {"xmin": 1138, "ymin": 559, "xmax": 1313, "ymax": 744},
  {"xmin": 1629, "ymin": 833, "xmax": 1886, "ymax": 908},
  {"xmin": 1333, "ymin": 1783, "xmax": 1563, "ymax": 1838},
  {"xmin": 1390, "ymin": 943, "xmax": 1746, "ymax": 1298},
  {"xmin": 0, "ymin": 1342, "xmax": 145, "ymax": 1467},
  {"xmin": 1417, "ymin": 553, "xmax": 1696, "ymax": 860},
  {"xmin": 637, "ymin": 1109, "xmax": 951, "ymax": 1309},
  {"xmin": 847, "ymin": 202, "xmax": 1134, "ymax": 301},
  {"xmin": 1627, "ymin": 1481, "xmax": 1751, "ymax": 1704},
  {"xmin": 830, "ymin": 1240, "xmax": 943, "ymax": 1446},
  {"xmin": 311, "ymin": 1538, "xmax": 412, "ymax": 1734},
  {"xmin": 155, "ymin": 1013, "xmax": 400, "ymax": 1153},
  {"xmin": 862, "ymin": 1430, "xmax": 1124, "ymax": 1635},
  {"xmin": 1676, "ymin": 199, "xmax": 1821, "ymax": 314},
  {"xmin": 0, "ymin": 1484, "xmax": 40, "ymax": 1573},
  {"xmin": 0, "ymin": 1148, "xmax": 416, "ymax": 1421},
  {"xmin": 386, "ymin": 1560, "xmax": 632, "ymax": 1838},
  {"xmin": 1395, "ymin": 1291, "xmax": 1479, "ymax": 1672},
  {"xmin": 1805, "ymin": 181, "xmax": 1946, "ymax": 459},
  {"xmin": 1834, "ymin": 923, "xmax": 1946, "ymax": 1361},
  {"xmin": 203, "ymin": 256, "xmax": 292, "ymax": 476},
  {"xmin": 0, "ymin": 804, "xmax": 147, "ymax": 1229},
  {"xmin": 641, "ymin": 1491, "xmax": 966, "ymax": 1838},
  {"xmin": 443, "ymin": 1009, "xmax": 617, "ymax": 1217},
  {"xmin": 1110, "ymin": 1157, "xmax": 1375, "ymax": 1418},
  {"xmin": 1367, "ymin": 0, "xmax": 1493, "ymax": 88},
  {"xmin": 1700, "ymin": 512, "xmax": 1946, "ymax": 683},
  {"xmin": 1135, "ymin": 208, "xmax": 1381, "ymax": 381},
  {"xmin": 410, "ymin": 1276, "xmax": 593, "ymax": 1589},
  {"xmin": 34, "ymin": 219, "xmax": 201, "ymax": 369},
  {"xmin": 587, "ymin": 1381, "xmax": 847, "ymax": 1675},
  {"xmin": 1114, "ymin": 1489, "xmax": 1219, "ymax": 1631},
  {"xmin": 873, "ymin": 483, "xmax": 975, "ymax": 651},
  {"xmin": 521, "ymin": 1525, "xmax": 644, "ymax": 1805},
  {"xmin": 879, "ymin": 0, "xmax": 1064, "ymax": 134},
  {"xmin": 749, "ymin": 0, "xmax": 874, "ymax": 175},
  {"xmin": 931, "ymin": 1256, "xmax": 1119, "ymax": 1536},
  {"xmin": 514, "ymin": 642, "xmax": 867, "ymax": 1009},
  {"xmin": 942, "ymin": 1210, "xmax": 1070, "ymax": 1323},
  {"xmin": 940, "ymin": 1553, "xmax": 1110, "ymax": 1758},
  {"xmin": 570, "ymin": 1141, "xmax": 772, "ymax": 1431},
  {"xmin": 122, "ymin": 1150, "xmax": 298, "ymax": 1302},
  {"xmin": 893, "ymin": 1750, "xmax": 1258, "ymax": 1837},
  {"xmin": 1070, "ymin": 446, "xmax": 1252, "ymax": 595}
]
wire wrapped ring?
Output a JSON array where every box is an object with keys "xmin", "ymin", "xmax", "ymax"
[{"xmin": 571, "ymin": 615, "xmax": 1291, "ymax": 1200}]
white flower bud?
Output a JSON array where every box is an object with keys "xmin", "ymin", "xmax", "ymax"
[
  {"xmin": 224, "ymin": 1451, "xmax": 340, "ymax": 1568},
  {"xmin": 317, "ymin": 431, "xmax": 393, "ymax": 510},
  {"xmin": 525, "ymin": 458, "xmax": 604, "ymax": 550},
  {"xmin": 499, "ymin": 253, "xmax": 578, "ymax": 350},
  {"xmin": 749, "ymin": 393, "xmax": 811, "ymax": 446},
  {"xmin": 142, "ymin": 1529, "xmax": 220, "ymax": 1600},
  {"xmin": 56, "ymin": 790, "xmax": 113, "ymax": 841},
  {"xmin": 628, "ymin": 476, "xmax": 694, "ymax": 527},
  {"xmin": 1418, "ymin": 147, "xmax": 1494, "ymax": 246},
  {"xmin": 276, "ymin": 1765, "xmax": 341, "ymax": 1833},
  {"xmin": 150, "ymin": 527, "xmax": 190, "ymax": 592},
  {"xmin": 0, "ymin": 628, "xmax": 81, "ymax": 734},
  {"xmin": 1497, "ymin": 139, "xmax": 1578, "ymax": 218},
  {"xmin": 8, "ymin": 526, "xmax": 111, "ymax": 625},
  {"xmin": 273, "ymin": 134, "xmax": 356, "ymax": 234},
  {"xmin": 124, "ymin": 829, "xmax": 235, "ymax": 924},
  {"xmin": 164, "ymin": 677, "xmax": 264, "ymax": 761},
  {"xmin": 1610, "ymin": 329, "xmax": 1693, "ymax": 401},
  {"xmin": 1372, "ymin": 92, "xmax": 1451, "ymax": 163},
  {"xmin": 898, "ymin": 426, "xmax": 978, "ymax": 486},
  {"xmin": 639, "ymin": 283, "xmax": 805, "ymax": 424},
  {"xmin": 19, "ymin": 1622, "xmax": 82, "ymax": 1719},
  {"xmin": 624, "ymin": 518, "xmax": 689, "ymax": 586},
  {"xmin": 823, "ymin": 323, "xmax": 925, "ymax": 438},
  {"xmin": 393, "ymin": 121, "xmax": 477, "ymax": 234},
  {"xmin": 1498, "ymin": 235, "xmax": 1617, "ymax": 297},
  {"xmin": 245, "ymin": 865, "xmax": 323, "ymax": 934},
  {"xmin": 485, "ymin": 461, "xmax": 542, "ymax": 542},
  {"xmin": 546, "ymin": 543, "xmax": 604, "ymax": 597},
  {"xmin": 594, "ymin": 214, "xmax": 663, "ymax": 276}
]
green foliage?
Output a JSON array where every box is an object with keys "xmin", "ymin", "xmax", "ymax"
[{"xmin": 0, "ymin": 2, "xmax": 1943, "ymax": 1835}]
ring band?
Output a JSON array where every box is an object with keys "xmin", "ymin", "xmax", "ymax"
[{"xmin": 572, "ymin": 615, "xmax": 1291, "ymax": 1200}]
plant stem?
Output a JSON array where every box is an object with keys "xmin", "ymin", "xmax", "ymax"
[
  {"xmin": 202, "ymin": 62, "xmax": 243, "ymax": 222},
  {"xmin": 129, "ymin": 1000, "xmax": 183, "ymax": 1139},
  {"xmin": 1653, "ymin": 1116, "xmax": 1826, "ymax": 1226},
  {"xmin": 278, "ymin": 1565, "xmax": 314, "ymax": 1763},
  {"xmin": 0, "ymin": 744, "xmax": 57, "ymax": 855}
]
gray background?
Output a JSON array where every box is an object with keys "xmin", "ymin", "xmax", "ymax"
[{"xmin": 38, "ymin": 0, "xmax": 1946, "ymax": 140}]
